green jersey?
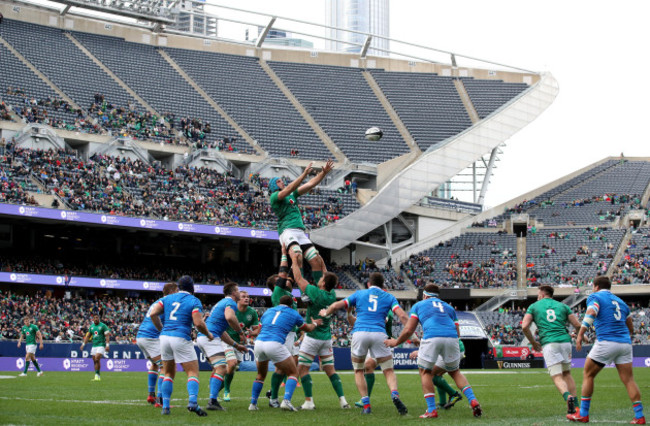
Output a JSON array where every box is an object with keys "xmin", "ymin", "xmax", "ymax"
[
  {"xmin": 526, "ymin": 298, "xmax": 572, "ymax": 346},
  {"xmin": 459, "ymin": 339, "xmax": 465, "ymax": 353},
  {"xmin": 89, "ymin": 323, "xmax": 110, "ymax": 347},
  {"xmin": 272, "ymin": 285, "xmax": 299, "ymax": 333},
  {"xmin": 385, "ymin": 310, "xmax": 394, "ymax": 338},
  {"xmin": 226, "ymin": 307, "xmax": 259, "ymax": 344},
  {"xmin": 269, "ymin": 190, "xmax": 304, "ymax": 235},
  {"xmin": 21, "ymin": 324, "xmax": 39, "ymax": 345},
  {"xmin": 304, "ymin": 284, "xmax": 336, "ymax": 340}
]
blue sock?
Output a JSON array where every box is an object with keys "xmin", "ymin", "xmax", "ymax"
[
  {"xmin": 361, "ymin": 396, "xmax": 370, "ymax": 409},
  {"xmin": 391, "ymin": 389, "xmax": 400, "ymax": 400},
  {"xmin": 148, "ymin": 371, "xmax": 158, "ymax": 393},
  {"xmin": 633, "ymin": 401, "xmax": 644, "ymax": 419},
  {"xmin": 283, "ymin": 376, "xmax": 298, "ymax": 402},
  {"xmin": 425, "ymin": 393, "xmax": 436, "ymax": 413},
  {"xmin": 162, "ymin": 378, "xmax": 173, "ymax": 409},
  {"xmin": 462, "ymin": 386, "xmax": 477, "ymax": 405},
  {"xmin": 157, "ymin": 375, "xmax": 163, "ymax": 398},
  {"xmin": 209, "ymin": 374, "xmax": 224, "ymax": 400},
  {"xmin": 187, "ymin": 376, "xmax": 199, "ymax": 406},
  {"xmin": 580, "ymin": 396, "xmax": 591, "ymax": 417},
  {"xmin": 251, "ymin": 380, "xmax": 264, "ymax": 405}
]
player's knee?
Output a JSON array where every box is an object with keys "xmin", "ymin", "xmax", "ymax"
[
  {"xmin": 289, "ymin": 243, "xmax": 303, "ymax": 258},
  {"xmin": 304, "ymin": 246, "xmax": 319, "ymax": 263},
  {"xmin": 378, "ymin": 358, "xmax": 394, "ymax": 371},
  {"xmin": 320, "ymin": 355, "xmax": 334, "ymax": 367},
  {"xmin": 352, "ymin": 360, "xmax": 366, "ymax": 371},
  {"xmin": 548, "ymin": 363, "xmax": 563, "ymax": 376},
  {"xmin": 298, "ymin": 353, "xmax": 315, "ymax": 367}
]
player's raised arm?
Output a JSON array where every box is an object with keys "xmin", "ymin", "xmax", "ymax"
[
  {"xmin": 276, "ymin": 162, "xmax": 313, "ymax": 200},
  {"xmin": 291, "ymin": 258, "xmax": 310, "ymax": 294},
  {"xmin": 299, "ymin": 318, "xmax": 323, "ymax": 333},
  {"xmin": 521, "ymin": 313, "xmax": 542, "ymax": 352},
  {"xmin": 297, "ymin": 159, "xmax": 334, "ymax": 196},
  {"xmin": 149, "ymin": 301, "xmax": 164, "ymax": 332},
  {"xmin": 320, "ymin": 299, "xmax": 347, "ymax": 318},
  {"xmin": 192, "ymin": 310, "xmax": 213, "ymax": 341},
  {"xmin": 385, "ymin": 316, "xmax": 418, "ymax": 348}
]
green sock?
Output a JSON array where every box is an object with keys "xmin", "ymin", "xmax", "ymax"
[
  {"xmin": 301, "ymin": 374, "xmax": 313, "ymax": 398},
  {"xmin": 271, "ymin": 373, "xmax": 284, "ymax": 399},
  {"xmin": 23, "ymin": 361, "xmax": 30, "ymax": 374},
  {"xmin": 33, "ymin": 361, "xmax": 41, "ymax": 372},
  {"xmin": 224, "ymin": 373, "xmax": 234, "ymax": 393},
  {"xmin": 282, "ymin": 375, "xmax": 288, "ymax": 384},
  {"xmin": 563, "ymin": 392, "xmax": 570, "ymax": 401},
  {"xmin": 329, "ymin": 373, "xmax": 345, "ymax": 398},
  {"xmin": 436, "ymin": 385, "xmax": 447, "ymax": 405},
  {"xmin": 95, "ymin": 370, "xmax": 100, "ymax": 376},
  {"xmin": 312, "ymin": 270, "xmax": 323, "ymax": 285},
  {"xmin": 433, "ymin": 375, "xmax": 456, "ymax": 397},
  {"xmin": 365, "ymin": 373, "xmax": 375, "ymax": 397}
]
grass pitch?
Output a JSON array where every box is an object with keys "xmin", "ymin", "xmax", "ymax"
[{"xmin": 0, "ymin": 369, "xmax": 648, "ymax": 425}]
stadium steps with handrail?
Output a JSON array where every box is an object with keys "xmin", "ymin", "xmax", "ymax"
[
  {"xmin": 29, "ymin": 175, "xmax": 72, "ymax": 209},
  {"xmin": 640, "ymin": 173, "xmax": 650, "ymax": 206},
  {"xmin": 343, "ymin": 270, "xmax": 364, "ymax": 289},
  {"xmin": 361, "ymin": 70, "xmax": 421, "ymax": 155},
  {"xmin": 454, "ymin": 79, "xmax": 480, "ymax": 124},
  {"xmin": 0, "ymin": 35, "xmax": 83, "ymax": 112},
  {"xmin": 157, "ymin": 49, "xmax": 266, "ymax": 157},
  {"xmin": 561, "ymin": 288, "xmax": 591, "ymax": 308},
  {"xmin": 65, "ymin": 33, "xmax": 164, "ymax": 121},
  {"xmin": 258, "ymin": 59, "xmax": 347, "ymax": 164},
  {"xmin": 399, "ymin": 269, "xmax": 418, "ymax": 291},
  {"xmin": 607, "ymin": 228, "xmax": 633, "ymax": 277}
]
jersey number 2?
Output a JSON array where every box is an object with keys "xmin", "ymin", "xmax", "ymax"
[{"xmin": 169, "ymin": 302, "xmax": 181, "ymax": 320}]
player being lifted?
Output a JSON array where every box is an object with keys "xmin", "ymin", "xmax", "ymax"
[
  {"xmin": 321, "ymin": 272, "xmax": 409, "ymax": 415},
  {"xmin": 221, "ymin": 290, "xmax": 260, "ymax": 402},
  {"xmin": 17, "ymin": 315, "xmax": 44, "ymax": 377},
  {"xmin": 196, "ymin": 281, "xmax": 248, "ymax": 411},
  {"xmin": 268, "ymin": 159, "xmax": 334, "ymax": 285},
  {"xmin": 386, "ymin": 283, "xmax": 482, "ymax": 419},
  {"xmin": 149, "ymin": 276, "xmax": 213, "ymax": 417},
  {"xmin": 81, "ymin": 313, "xmax": 110, "ymax": 382},
  {"xmin": 568, "ymin": 276, "xmax": 645, "ymax": 424},
  {"xmin": 249, "ymin": 295, "xmax": 322, "ymax": 412},
  {"xmin": 136, "ymin": 282, "xmax": 178, "ymax": 406},
  {"xmin": 289, "ymin": 253, "xmax": 350, "ymax": 410},
  {"xmin": 522, "ymin": 285, "xmax": 581, "ymax": 414}
]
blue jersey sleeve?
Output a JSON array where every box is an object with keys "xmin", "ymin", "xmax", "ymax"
[
  {"xmin": 586, "ymin": 293, "xmax": 599, "ymax": 315},
  {"xmin": 293, "ymin": 310, "xmax": 305, "ymax": 328},
  {"xmin": 448, "ymin": 305, "xmax": 458, "ymax": 323},
  {"xmin": 389, "ymin": 294, "xmax": 399, "ymax": 312},
  {"xmin": 192, "ymin": 297, "xmax": 203, "ymax": 315},
  {"xmin": 409, "ymin": 303, "xmax": 419, "ymax": 319}
]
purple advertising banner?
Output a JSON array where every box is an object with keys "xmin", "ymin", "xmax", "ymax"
[
  {"xmin": 0, "ymin": 272, "xmax": 300, "ymax": 297},
  {"xmin": 0, "ymin": 202, "xmax": 278, "ymax": 240},
  {"xmin": 0, "ymin": 356, "xmax": 152, "ymax": 372}
]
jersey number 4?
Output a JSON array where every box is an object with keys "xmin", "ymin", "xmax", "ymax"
[{"xmin": 432, "ymin": 301, "xmax": 444, "ymax": 313}]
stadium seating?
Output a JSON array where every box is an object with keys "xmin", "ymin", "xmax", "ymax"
[
  {"xmin": 476, "ymin": 310, "xmax": 525, "ymax": 345},
  {"xmin": 612, "ymin": 227, "xmax": 650, "ymax": 284},
  {"xmin": 268, "ymin": 61, "xmax": 410, "ymax": 163},
  {"xmin": 460, "ymin": 77, "xmax": 529, "ymax": 119}
]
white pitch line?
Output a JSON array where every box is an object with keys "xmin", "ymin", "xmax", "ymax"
[{"xmin": 0, "ymin": 396, "xmax": 207, "ymax": 406}]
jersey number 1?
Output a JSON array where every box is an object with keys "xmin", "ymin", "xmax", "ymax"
[{"xmin": 272, "ymin": 311, "xmax": 282, "ymax": 324}]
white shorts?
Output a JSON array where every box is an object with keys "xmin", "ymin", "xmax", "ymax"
[
  {"xmin": 279, "ymin": 228, "xmax": 312, "ymax": 248},
  {"xmin": 351, "ymin": 331, "xmax": 391, "ymax": 360},
  {"xmin": 25, "ymin": 344, "xmax": 37, "ymax": 354},
  {"xmin": 224, "ymin": 343, "xmax": 244, "ymax": 363},
  {"xmin": 136, "ymin": 337, "xmax": 161, "ymax": 360},
  {"xmin": 300, "ymin": 335, "xmax": 334, "ymax": 358},
  {"xmin": 255, "ymin": 340, "xmax": 292, "ymax": 363},
  {"xmin": 284, "ymin": 331, "xmax": 299, "ymax": 357},
  {"xmin": 435, "ymin": 351, "xmax": 465, "ymax": 369},
  {"xmin": 589, "ymin": 340, "xmax": 633, "ymax": 366},
  {"xmin": 542, "ymin": 342, "xmax": 572, "ymax": 372},
  {"xmin": 418, "ymin": 337, "xmax": 460, "ymax": 372},
  {"xmin": 197, "ymin": 335, "xmax": 225, "ymax": 359},
  {"xmin": 160, "ymin": 335, "xmax": 197, "ymax": 364},
  {"xmin": 91, "ymin": 346, "xmax": 106, "ymax": 356}
]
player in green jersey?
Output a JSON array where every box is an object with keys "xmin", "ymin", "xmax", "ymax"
[
  {"xmin": 17, "ymin": 316, "xmax": 43, "ymax": 376},
  {"xmin": 81, "ymin": 314, "xmax": 111, "ymax": 382},
  {"xmin": 221, "ymin": 290, "xmax": 261, "ymax": 401},
  {"xmin": 289, "ymin": 256, "xmax": 350, "ymax": 410},
  {"xmin": 268, "ymin": 159, "xmax": 334, "ymax": 286},
  {"xmin": 522, "ymin": 285, "xmax": 581, "ymax": 414}
]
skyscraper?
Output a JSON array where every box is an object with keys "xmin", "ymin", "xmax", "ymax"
[{"xmin": 326, "ymin": 0, "xmax": 389, "ymax": 57}]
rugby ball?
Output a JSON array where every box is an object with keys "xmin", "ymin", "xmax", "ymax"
[{"xmin": 365, "ymin": 127, "xmax": 383, "ymax": 141}]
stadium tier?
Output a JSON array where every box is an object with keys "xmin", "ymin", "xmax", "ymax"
[
  {"xmin": 612, "ymin": 227, "xmax": 650, "ymax": 284},
  {"xmin": 459, "ymin": 77, "xmax": 529, "ymax": 119}
]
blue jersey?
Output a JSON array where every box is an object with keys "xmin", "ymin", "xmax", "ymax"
[
  {"xmin": 257, "ymin": 305, "xmax": 304, "ymax": 344},
  {"xmin": 587, "ymin": 290, "xmax": 631, "ymax": 344},
  {"xmin": 345, "ymin": 287, "xmax": 400, "ymax": 333},
  {"xmin": 204, "ymin": 297, "xmax": 238, "ymax": 338},
  {"xmin": 158, "ymin": 291, "xmax": 203, "ymax": 341},
  {"xmin": 410, "ymin": 298, "xmax": 458, "ymax": 339},
  {"xmin": 137, "ymin": 298, "xmax": 164, "ymax": 339}
]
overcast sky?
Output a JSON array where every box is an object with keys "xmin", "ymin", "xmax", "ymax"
[{"xmin": 210, "ymin": 0, "xmax": 650, "ymax": 208}]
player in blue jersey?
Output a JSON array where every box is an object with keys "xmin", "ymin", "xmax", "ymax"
[
  {"xmin": 568, "ymin": 276, "xmax": 645, "ymax": 424},
  {"xmin": 196, "ymin": 281, "xmax": 249, "ymax": 411},
  {"xmin": 136, "ymin": 282, "xmax": 178, "ymax": 407},
  {"xmin": 386, "ymin": 283, "xmax": 482, "ymax": 419},
  {"xmin": 249, "ymin": 295, "xmax": 322, "ymax": 412},
  {"xmin": 149, "ymin": 276, "xmax": 213, "ymax": 417},
  {"xmin": 321, "ymin": 272, "xmax": 409, "ymax": 415}
]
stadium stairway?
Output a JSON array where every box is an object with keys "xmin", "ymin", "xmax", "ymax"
[
  {"xmin": 0, "ymin": 35, "xmax": 82, "ymax": 112},
  {"xmin": 454, "ymin": 79, "xmax": 481, "ymax": 124},
  {"xmin": 607, "ymin": 228, "xmax": 633, "ymax": 277},
  {"xmin": 157, "ymin": 49, "xmax": 265, "ymax": 157},
  {"xmin": 65, "ymin": 33, "xmax": 162, "ymax": 119},
  {"xmin": 361, "ymin": 71, "xmax": 420, "ymax": 155},
  {"xmin": 258, "ymin": 59, "xmax": 347, "ymax": 164}
]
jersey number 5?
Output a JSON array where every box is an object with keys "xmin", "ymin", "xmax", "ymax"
[
  {"xmin": 368, "ymin": 295, "xmax": 378, "ymax": 312},
  {"xmin": 169, "ymin": 302, "xmax": 181, "ymax": 320}
]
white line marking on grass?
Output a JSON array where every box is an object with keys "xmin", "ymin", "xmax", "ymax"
[
  {"xmin": 0, "ymin": 396, "xmax": 194, "ymax": 406},
  {"xmin": 0, "ymin": 375, "xmax": 17, "ymax": 379}
]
